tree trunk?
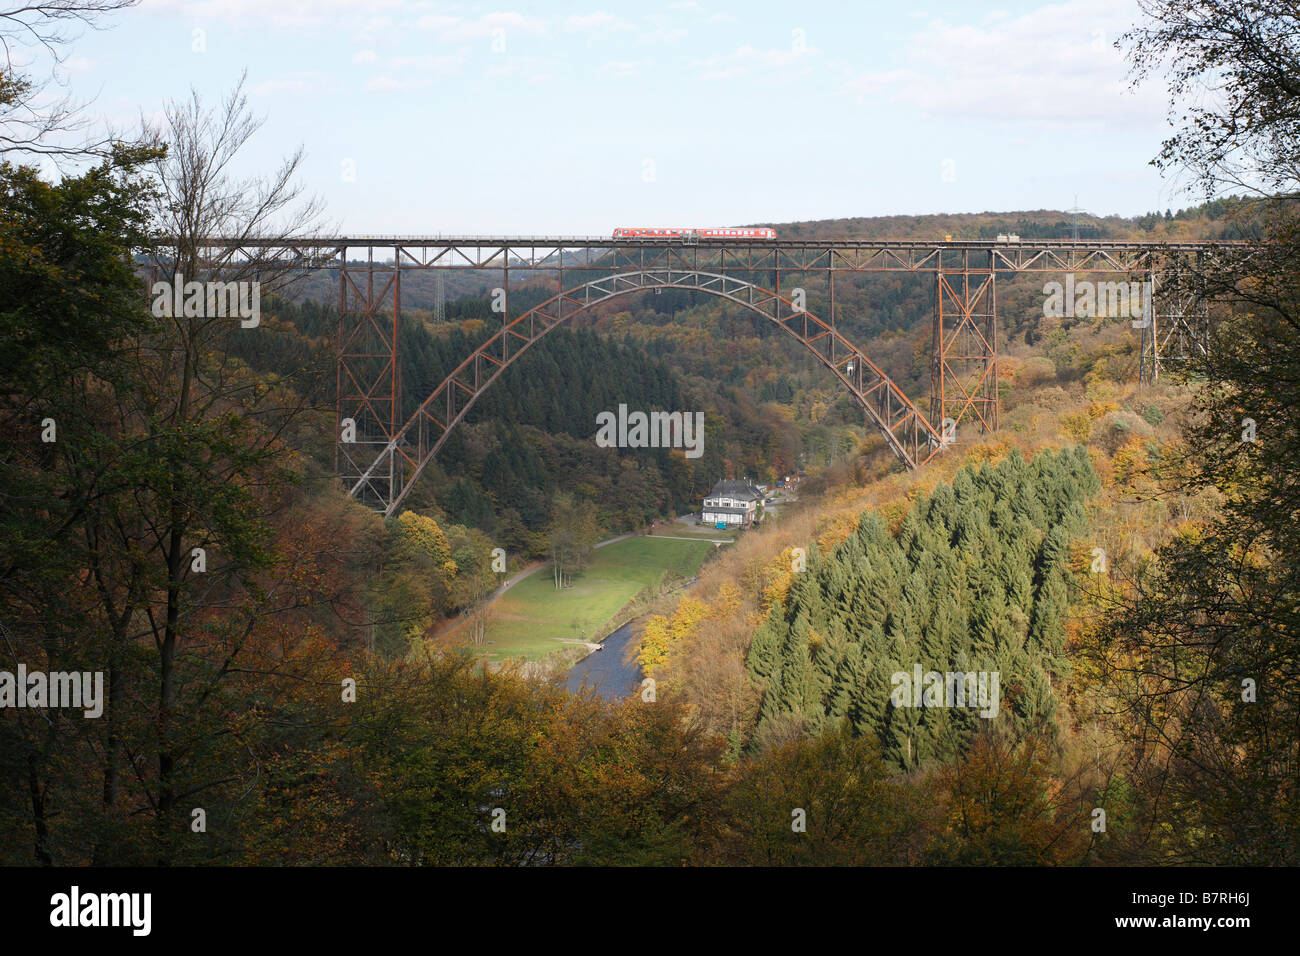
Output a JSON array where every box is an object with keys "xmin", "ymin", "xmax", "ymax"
[{"xmin": 28, "ymin": 756, "xmax": 51, "ymax": 865}]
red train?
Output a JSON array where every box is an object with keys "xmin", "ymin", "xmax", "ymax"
[{"xmin": 612, "ymin": 226, "xmax": 777, "ymax": 240}]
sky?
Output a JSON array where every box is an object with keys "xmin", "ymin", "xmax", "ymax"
[{"xmin": 28, "ymin": 0, "xmax": 1194, "ymax": 234}]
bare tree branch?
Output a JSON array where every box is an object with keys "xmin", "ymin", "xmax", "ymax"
[{"xmin": 0, "ymin": 1, "xmax": 138, "ymax": 161}]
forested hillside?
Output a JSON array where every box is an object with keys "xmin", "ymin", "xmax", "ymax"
[
  {"xmin": 748, "ymin": 448, "xmax": 1098, "ymax": 765},
  {"xmin": 764, "ymin": 199, "xmax": 1257, "ymax": 243},
  {"xmin": 402, "ymin": 322, "xmax": 702, "ymax": 540}
]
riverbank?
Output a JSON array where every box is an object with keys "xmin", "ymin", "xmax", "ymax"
[{"xmin": 434, "ymin": 535, "xmax": 712, "ymax": 666}]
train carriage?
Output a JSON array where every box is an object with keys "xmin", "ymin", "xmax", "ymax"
[{"xmin": 612, "ymin": 226, "xmax": 777, "ymax": 240}]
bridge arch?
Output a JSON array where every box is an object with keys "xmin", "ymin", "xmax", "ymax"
[{"xmin": 346, "ymin": 269, "xmax": 944, "ymax": 515}]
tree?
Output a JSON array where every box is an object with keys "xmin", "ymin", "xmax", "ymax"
[
  {"xmin": 0, "ymin": 146, "xmax": 159, "ymax": 864},
  {"xmin": 1123, "ymin": 0, "xmax": 1300, "ymax": 200},
  {"xmin": 2, "ymin": 76, "xmax": 336, "ymax": 864},
  {"xmin": 932, "ymin": 728, "xmax": 1092, "ymax": 865},
  {"xmin": 546, "ymin": 490, "xmax": 597, "ymax": 590},
  {"xmin": 709, "ymin": 722, "xmax": 941, "ymax": 865},
  {"xmin": 445, "ymin": 525, "xmax": 499, "ymax": 647},
  {"xmin": 369, "ymin": 511, "xmax": 457, "ymax": 657},
  {"xmin": 351, "ymin": 655, "xmax": 725, "ymax": 866},
  {"xmin": 1094, "ymin": 0, "xmax": 1300, "ymax": 863}
]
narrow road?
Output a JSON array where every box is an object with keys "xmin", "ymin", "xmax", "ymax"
[{"xmin": 592, "ymin": 532, "xmax": 636, "ymax": 550}]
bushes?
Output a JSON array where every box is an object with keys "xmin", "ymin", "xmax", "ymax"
[
  {"xmin": 1015, "ymin": 356, "xmax": 1058, "ymax": 387},
  {"xmin": 1061, "ymin": 411, "xmax": 1092, "ymax": 442},
  {"xmin": 1111, "ymin": 436, "xmax": 1151, "ymax": 484},
  {"xmin": 1096, "ymin": 409, "xmax": 1154, "ymax": 453}
]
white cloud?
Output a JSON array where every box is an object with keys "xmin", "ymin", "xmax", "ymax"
[
  {"xmin": 483, "ymin": 54, "xmax": 548, "ymax": 80},
  {"xmin": 489, "ymin": 64, "xmax": 552, "ymax": 83},
  {"xmin": 387, "ymin": 53, "xmax": 464, "ymax": 74},
  {"xmin": 363, "ymin": 74, "xmax": 407, "ymax": 92},
  {"xmin": 414, "ymin": 14, "xmax": 458, "ymax": 32},
  {"xmin": 641, "ymin": 27, "xmax": 688, "ymax": 44},
  {"xmin": 667, "ymin": 2, "xmax": 732, "ymax": 23},
  {"xmin": 838, "ymin": 0, "xmax": 1163, "ymax": 126},
  {"xmin": 352, "ymin": 49, "xmax": 378, "ymax": 65},
  {"xmin": 360, "ymin": 51, "xmax": 464, "ymax": 91},
  {"xmin": 143, "ymin": 0, "xmax": 409, "ymax": 28},
  {"xmin": 354, "ymin": 15, "xmax": 397, "ymax": 45},
  {"xmin": 252, "ymin": 72, "xmax": 329, "ymax": 96},
  {"xmin": 565, "ymin": 11, "xmax": 635, "ymax": 33},
  {"xmin": 417, "ymin": 11, "xmax": 546, "ymax": 41},
  {"xmin": 599, "ymin": 60, "xmax": 642, "ymax": 77},
  {"xmin": 695, "ymin": 44, "xmax": 819, "ymax": 81}
]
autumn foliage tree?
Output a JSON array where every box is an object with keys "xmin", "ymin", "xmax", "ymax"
[{"xmin": 1093, "ymin": 0, "xmax": 1300, "ymax": 864}]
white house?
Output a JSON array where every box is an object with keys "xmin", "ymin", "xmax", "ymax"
[{"xmin": 701, "ymin": 479, "xmax": 764, "ymax": 528}]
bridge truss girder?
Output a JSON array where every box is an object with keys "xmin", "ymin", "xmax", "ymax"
[
  {"xmin": 931, "ymin": 267, "xmax": 998, "ymax": 440},
  {"xmin": 232, "ymin": 234, "xmax": 1252, "ymax": 514},
  {"xmin": 336, "ymin": 250, "xmax": 400, "ymax": 500},
  {"xmin": 345, "ymin": 269, "xmax": 946, "ymax": 516},
  {"xmin": 1137, "ymin": 258, "xmax": 1211, "ymax": 385},
  {"xmin": 215, "ymin": 236, "xmax": 1247, "ymax": 277}
]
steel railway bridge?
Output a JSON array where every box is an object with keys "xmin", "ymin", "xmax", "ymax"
[{"xmin": 195, "ymin": 234, "xmax": 1248, "ymax": 516}]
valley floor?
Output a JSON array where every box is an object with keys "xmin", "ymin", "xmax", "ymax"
[{"xmin": 435, "ymin": 534, "xmax": 713, "ymax": 664}]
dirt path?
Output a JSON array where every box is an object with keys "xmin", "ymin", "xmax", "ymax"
[{"xmin": 429, "ymin": 559, "xmax": 544, "ymax": 641}]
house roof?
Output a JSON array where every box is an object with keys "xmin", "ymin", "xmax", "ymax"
[
  {"xmin": 702, "ymin": 505, "xmax": 751, "ymax": 516},
  {"xmin": 706, "ymin": 479, "xmax": 763, "ymax": 501}
]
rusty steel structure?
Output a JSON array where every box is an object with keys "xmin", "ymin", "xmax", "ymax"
[
  {"xmin": 1137, "ymin": 258, "xmax": 1212, "ymax": 385},
  {"xmin": 193, "ymin": 234, "xmax": 1248, "ymax": 515},
  {"xmin": 337, "ymin": 248, "xmax": 400, "ymax": 498},
  {"xmin": 348, "ymin": 269, "xmax": 945, "ymax": 512},
  {"xmin": 932, "ymin": 266, "xmax": 998, "ymax": 440}
]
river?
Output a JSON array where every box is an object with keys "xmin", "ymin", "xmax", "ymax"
[{"xmin": 564, "ymin": 619, "xmax": 643, "ymax": 700}]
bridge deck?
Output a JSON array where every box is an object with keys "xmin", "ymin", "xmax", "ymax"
[{"xmin": 187, "ymin": 235, "xmax": 1251, "ymax": 273}]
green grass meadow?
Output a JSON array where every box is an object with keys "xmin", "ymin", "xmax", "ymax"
[{"xmin": 479, "ymin": 536, "xmax": 712, "ymax": 663}]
